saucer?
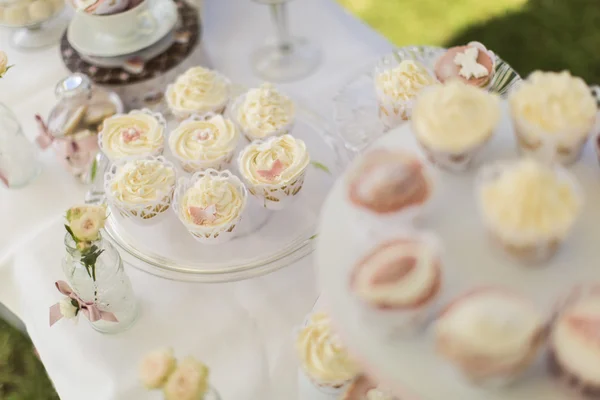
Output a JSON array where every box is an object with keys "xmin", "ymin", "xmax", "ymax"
[
  {"xmin": 80, "ymin": 29, "xmax": 175, "ymax": 68},
  {"xmin": 67, "ymin": 0, "xmax": 178, "ymax": 57}
]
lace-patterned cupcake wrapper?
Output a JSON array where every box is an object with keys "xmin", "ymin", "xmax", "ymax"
[
  {"xmin": 375, "ymin": 91, "xmax": 415, "ymax": 131},
  {"xmin": 175, "ymin": 152, "xmax": 235, "ymax": 174},
  {"xmin": 243, "ymin": 170, "xmax": 307, "ymax": 211},
  {"xmin": 103, "ymin": 155, "xmax": 176, "ymax": 226},
  {"xmin": 172, "ymin": 169, "xmax": 248, "ymax": 245}
]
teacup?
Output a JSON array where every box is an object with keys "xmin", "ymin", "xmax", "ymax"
[{"xmin": 76, "ymin": 0, "xmax": 157, "ymax": 40}]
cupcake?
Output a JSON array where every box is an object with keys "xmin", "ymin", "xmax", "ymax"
[
  {"xmin": 342, "ymin": 375, "xmax": 397, "ymax": 400},
  {"xmin": 295, "ymin": 312, "xmax": 360, "ymax": 397},
  {"xmin": 350, "ymin": 235, "xmax": 443, "ymax": 334},
  {"xmin": 168, "ymin": 113, "xmax": 240, "ymax": 173},
  {"xmin": 231, "ymin": 83, "xmax": 295, "ymax": 141},
  {"xmin": 435, "ymin": 42, "xmax": 495, "ymax": 88},
  {"xmin": 99, "ymin": 109, "xmax": 166, "ymax": 162},
  {"xmin": 411, "ymin": 80, "xmax": 500, "ymax": 172},
  {"xmin": 476, "ymin": 159, "xmax": 583, "ymax": 263},
  {"xmin": 346, "ymin": 149, "xmax": 434, "ymax": 228},
  {"xmin": 104, "ymin": 156, "xmax": 176, "ymax": 223},
  {"xmin": 173, "ymin": 169, "xmax": 248, "ymax": 245},
  {"xmin": 374, "ymin": 59, "xmax": 438, "ymax": 130},
  {"xmin": 509, "ymin": 70, "xmax": 597, "ymax": 165},
  {"xmin": 549, "ymin": 285, "xmax": 600, "ymax": 398},
  {"xmin": 237, "ymin": 134, "xmax": 309, "ymax": 210},
  {"xmin": 435, "ymin": 287, "xmax": 545, "ymax": 387},
  {"xmin": 166, "ymin": 67, "xmax": 231, "ymax": 120}
]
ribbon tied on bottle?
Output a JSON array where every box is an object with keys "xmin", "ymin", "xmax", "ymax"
[{"xmin": 49, "ymin": 280, "xmax": 119, "ymax": 327}]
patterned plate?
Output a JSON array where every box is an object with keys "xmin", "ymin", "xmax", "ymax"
[{"xmin": 332, "ymin": 45, "xmax": 522, "ymax": 154}]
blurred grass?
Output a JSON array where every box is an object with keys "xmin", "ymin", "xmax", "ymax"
[
  {"xmin": 0, "ymin": 318, "xmax": 58, "ymax": 400},
  {"xmin": 338, "ymin": 0, "xmax": 600, "ymax": 83}
]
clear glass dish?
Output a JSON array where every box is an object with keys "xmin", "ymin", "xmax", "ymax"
[
  {"xmin": 333, "ymin": 45, "xmax": 522, "ymax": 155},
  {"xmin": 0, "ymin": 0, "xmax": 67, "ymax": 49},
  {"xmin": 90, "ymin": 103, "xmax": 349, "ymax": 282}
]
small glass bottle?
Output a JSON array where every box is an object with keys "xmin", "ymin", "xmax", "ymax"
[
  {"xmin": 37, "ymin": 73, "xmax": 121, "ymax": 184},
  {"xmin": 0, "ymin": 103, "xmax": 41, "ymax": 188},
  {"xmin": 62, "ymin": 233, "xmax": 138, "ymax": 334}
]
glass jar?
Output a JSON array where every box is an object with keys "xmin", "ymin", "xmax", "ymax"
[
  {"xmin": 0, "ymin": 102, "xmax": 41, "ymax": 188},
  {"xmin": 62, "ymin": 233, "xmax": 138, "ymax": 334},
  {"xmin": 37, "ymin": 73, "xmax": 122, "ymax": 184}
]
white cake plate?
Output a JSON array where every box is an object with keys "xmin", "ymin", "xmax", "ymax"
[
  {"xmin": 332, "ymin": 45, "xmax": 522, "ymax": 155},
  {"xmin": 89, "ymin": 98, "xmax": 349, "ymax": 283},
  {"xmin": 316, "ymin": 100, "xmax": 600, "ymax": 400}
]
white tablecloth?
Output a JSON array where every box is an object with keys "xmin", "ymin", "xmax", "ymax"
[{"xmin": 0, "ymin": 1, "xmax": 391, "ymax": 398}]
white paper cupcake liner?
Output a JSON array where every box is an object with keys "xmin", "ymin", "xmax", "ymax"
[
  {"xmin": 229, "ymin": 93, "xmax": 295, "ymax": 142},
  {"xmin": 168, "ymin": 113, "xmax": 238, "ymax": 173},
  {"xmin": 173, "ymin": 169, "xmax": 248, "ymax": 245},
  {"xmin": 511, "ymin": 111, "xmax": 595, "ymax": 166},
  {"xmin": 98, "ymin": 109, "xmax": 167, "ymax": 163},
  {"xmin": 414, "ymin": 131, "xmax": 493, "ymax": 173},
  {"xmin": 375, "ymin": 91, "xmax": 414, "ymax": 131},
  {"xmin": 103, "ymin": 155, "xmax": 176, "ymax": 226},
  {"xmin": 165, "ymin": 73, "xmax": 232, "ymax": 121},
  {"xmin": 475, "ymin": 161, "xmax": 584, "ymax": 263}
]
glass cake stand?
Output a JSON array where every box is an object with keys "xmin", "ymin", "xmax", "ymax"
[
  {"xmin": 0, "ymin": 0, "xmax": 67, "ymax": 50},
  {"xmin": 89, "ymin": 103, "xmax": 349, "ymax": 283},
  {"xmin": 315, "ymin": 100, "xmax": 600, "ymax": 400},
  {"xmin": 332, "ymin": 45, "xmax": 522, "ymax": 155}
]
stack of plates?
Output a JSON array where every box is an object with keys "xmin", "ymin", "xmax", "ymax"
[
  {"xmin": 60, "ymin": 0, "xmax": 202, "ymax": 110},
  {"xmin": 66, "ymin": 0, "xmax": 178, "ymax": 67}
]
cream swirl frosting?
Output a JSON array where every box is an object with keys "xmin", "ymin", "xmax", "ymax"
[
  {"xmin": 167, "ymin": 67, "xmax": 230, "ymax": 114},
  {"xmin": 109, "ymin": 159, "xmax": 175, "ymax": 205},
  {"xmin": 353, "ymin": 239, "xmax": 439, "ymax": 307},
  {"xmin": 510, "ymin": 71, "xmax": 597, "ymax": 135},
  {"xmin": 238, "ymin": 134, "xmax": 310, "ymax": 185},
  {"xmin": 552, "ymin": 295, "xmax": 600, "ymax": 384},
  {"xmin": 100, "ymin": 112, "xmax": 164, "ymax": 160},
  {"xmin": 375, "ymin": 60, "xmax": 437, "ymax": 102},
  {"xmin": 412, "ymin": 80, "xmax": 500, "ymax": 152},
  {"xmin": 169, "ymin": 115, "xmax": 239, "ymax": 162},
  {"xmin": 366, "ymin": 388, "xmax": 395, "ymax": 400},
  {"xmin": 296, "ymin": 312, "xmax": 359, "ymax": 384},
  {"xmin": 236, "ymin": 83, "xmax": 295, "ymax": 138},
  {"xmin": 436, "ymin": 289, "xmax": 542, "ymax": 364},
  {"xmin": 479, "ymin": 159, "xmax": 582, "ymax": 241},
  {"xmin": 180, "ymin": 175, "xmax": 245, "ymax": 227}
]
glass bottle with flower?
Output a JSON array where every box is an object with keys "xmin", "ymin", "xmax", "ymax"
[
  {"xmin": 0, "ymin": 50, "xmax": 42, "ymax": 188},
  {"xmin": 60, "ymin": 204, "xmax": 138, "ymax": 334}
]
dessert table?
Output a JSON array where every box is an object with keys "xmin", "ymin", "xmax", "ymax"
[{"xmin": 0, "ymin": 0, "xmax": 392, "ymax": 399}]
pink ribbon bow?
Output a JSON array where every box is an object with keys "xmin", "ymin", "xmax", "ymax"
[{"xmin": 49, "ymin": 280, "xmax": 118, "ymax": 327}]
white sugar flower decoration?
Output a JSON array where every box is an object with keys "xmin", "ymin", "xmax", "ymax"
[
  {"xmin": 139, "ymin": 348, "xmax": 177, "ymax": 389},
  {"xmin": 163, "ymin": 357, "xmax": 209, "ymax": 400}
]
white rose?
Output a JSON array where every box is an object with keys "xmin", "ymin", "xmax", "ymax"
[
  {"xmin": 0, "ymin": 51, "xmax": 9, "ymax": 78},
  {"xmin": 59, "ymin": 297, "xmax": 78, "ymax": 319},
  {"xmin": 66, "ymin": 204, "xmax": 106, "ymax": 223},
  {"xmin": 139, "ymin": 348, "xmax": 177, "ymax": 389},
  {"xmin": 163, "ymin": 357, "xmax": 209, "ymax": 400},
  {"xmin": 69, "ymin": 211, "xmax": 104, "ymax": 242}
]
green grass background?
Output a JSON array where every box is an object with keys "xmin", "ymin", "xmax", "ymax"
[{"xmin": 3, "ymin": 0, "xmax": 600, "ymax": 397}]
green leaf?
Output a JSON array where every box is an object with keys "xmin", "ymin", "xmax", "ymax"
[
  {"xmin": 309, "ymin": 234, "xmax": 318, "ymax": 240},
  {"xmin": 64, "ymin": 225, "xmax": 78, "ymax": 243},
  {"xmin": 310, "ymin": 161, "xmax": 331, "ymax": 174},
  {"xmin": 90, "ymin": 158, "xmax": 98, "ymax": 182}
]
